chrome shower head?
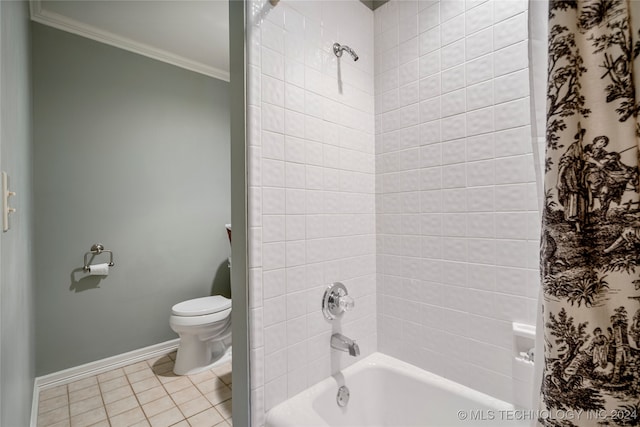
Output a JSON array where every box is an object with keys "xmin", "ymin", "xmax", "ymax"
[{"xmin": 333, "ymin": 43, "xmax": 359, "ymax": 61}]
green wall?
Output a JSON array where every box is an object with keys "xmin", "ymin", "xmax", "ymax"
[
  {"xmin": 1, "ymin": 1, "xmax": 36, "ymax": 424},
  {"xmin": 32, "ymin": 23, "xmax": 230, "ymax": 375}
]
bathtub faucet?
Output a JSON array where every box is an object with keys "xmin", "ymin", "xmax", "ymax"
[{"xmin": 331, "ymin": 333, "xmax": 360, "ymax": 357}]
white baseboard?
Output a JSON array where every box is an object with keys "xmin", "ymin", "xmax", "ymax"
[
  {"xmin": 30, "ymin": 379, "xmax": 39, "ymax": 427},
  {"xmin": 31, "ymin": 339, "xmax": 179, "ymax": 427}
]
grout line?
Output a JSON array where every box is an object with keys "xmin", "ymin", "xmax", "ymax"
[
  {"xmin": 122, "ymin": 361, "xmax": 145, "ymax": 423},
  {"xmin": 37, "ymin": 350, "xmax": 233, "ymax": 427},
  {"xmin": 94, "ymin": 381, "xmax": 109, "ymax": 426},
  {"xmin": 66, "ymin": 386, "xmax": 71, "ymax": 425},
  {"xmin": 155, "ymin": 355, "xmax": 202, "ymax": 423},
  {"xmin": 165, "ymin": 374, "xmax": 193, "ymax": 419}
]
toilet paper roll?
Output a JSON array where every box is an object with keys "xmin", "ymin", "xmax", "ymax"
[{"xmin": 88, "ymin": 263, "xmax": 109, "ymax": 276}]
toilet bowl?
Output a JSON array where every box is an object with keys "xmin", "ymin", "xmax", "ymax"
[{"xmin": 169, "ymin": 295, "xmax": 232, "ymax": 375}]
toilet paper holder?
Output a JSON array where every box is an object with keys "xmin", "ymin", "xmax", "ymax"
[{"xmin": 83, "ymin": 243, "xmax": 115, "ymax": 271}]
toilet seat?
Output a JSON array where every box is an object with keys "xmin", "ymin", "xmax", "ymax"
[
  {"xmin": 169, "ymin": 307, "xmax": 231, "ymax": 327},
  {"xmin": 171, "ymin": 295, "xmax": 231, "ymax": 316}
]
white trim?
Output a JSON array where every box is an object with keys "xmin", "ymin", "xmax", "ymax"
[
  {"xmin": 31, "ymin": 339, "xmax": 179, "ymax": 425},
  {"xmin": 29, "ymin": 380, "xmax": 38, "ymax": 427},
  {"xmin": 34, "ymin": 338, "xmax": 180, "ymax": 393},
  {"xmin": 29, "ymin": 0, "xmax": 229, "ymax": 82}
]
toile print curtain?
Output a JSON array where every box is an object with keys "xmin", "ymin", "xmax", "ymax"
[{"xmin": 540, "ymin": 0, "xmax": 640, "ymax": 425}]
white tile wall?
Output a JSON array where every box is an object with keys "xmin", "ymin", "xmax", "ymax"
[
  {"xmin": 249, "ymin": 0, "xmax": 540, "ymax": 422},
  {"xmin": 248, "ymin": 1, "xmax": 376, "ymax": 425},
  {"xmin": 374, "ymin": 0, "xmax": 539, "ymax": 404}
]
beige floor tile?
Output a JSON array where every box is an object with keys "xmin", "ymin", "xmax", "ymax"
[
  {"xmin": 70, "ymin": 406, "xmax": 107, "ymax": 427},
  {"xmin": 123, "ymin": 361, "xmax": 149, "ymax": 375},
  {"xmin": 97, "ymin": 368, "xmax": 125, "ymax": 383},
  {"xmin": 105, "ymin": 395, "xmax": 139, "ymax": 418},
  {"xmin": 37, "ymin": 406, "xmax": 69, "ymax": 427},
  {"xmin": 170, "ymin": 386, "xmax": 201, "ymax": 406},
  {"xmin": 135, "ymin": 385, "xmax": 167, "ymax": 405},
  {"xmin": 40, "ymin": 385, "xmax": 68, "ymax": 401},
  {"xmin": 187, "ymin": 370, "xmax": 216, "ymax": 385},
  {"xmin": 217, "ymin": 374, "xmax": 231, "ymax": 386},
  {"xmin": 177, "ymin": 395, "xmax": 211, "ymax": 419},
  {"xmin": 186, "ymin": 407, "xmax": 223, "ymax": 427},
  {"xmin": 128, "ymin": 419, "xmax": 151, "ymax": 427},
  {"xmin": 211, "ymin": 364, "xmax": 231, "ymax": 385},
  {"xmin": 148, "ymin": 407, "xmax": 184, "ymax": 427},
  {"xmin": 168, "ymin": 351, "xmax": 177, "ymax": 361},
  {"xmin": 36, "ymin": 350, "xmax": 233, "ymax": 427},
  {"xmin": 108, "ymin": 406, "xmax": 146, "ymax": 427},
  {"xmin": 146, "ymin": 355, "xmax": 172, "ymax": 367},
  {"xmin": 39, "ymin": 393, "xmax": 69, "ymax": 414},
  {"xmin": 68, "ymin": 377, "xmax": 98, "ymax": 393},
  {"xmin": 204, "ymin": 387, "xmax": 232, "ymax": 406},
  {"xmin": 142, "ymin": 395, "xmax": 175, "ymax": 419},
  {"xmin": 194, "ymin": 378, "xmax": 225, "ymax": 395},
  {"xmin": 211, "ymin": 363, "xmax": 230, "ymax": 376},
  {"xmin": 157, "ymin": 372, "xmax": 181, "ymax": 384},
  {"xmin": 98, "ymin": 375, "xmax": 129, "ymax": 393},
  {"xmin": 131, "ymin": 376, "xmax": 161, "ymax": 394},
  {"xmin": 69, "ymin": 385, "xmax": 100, "ymax": 404},
  {"xmin": 151, "ymin": 361, "xmax": 174, "ymax": 377},
  {"xmin": 101, "ymin": 384, "xmax": 134, "ymax": 405},
  {"xmin": 127, "ymin": 367, "xmax": 155, "ymax": 384},
  {"xmin": 162, "ymin": 377, "xmax": 192, "ymax": 394},
  {"xmin": 69, "ymin": 395, "xmax": 103, "ymax": 418},
  {"xmin": 214, "ymin": 400, "xmax": 231, "ymax": 420}
]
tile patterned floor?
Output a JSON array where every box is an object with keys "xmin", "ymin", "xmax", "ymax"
[{"xmin": 36, "ymin": 351, "xmax": 232, "ymax": 427}]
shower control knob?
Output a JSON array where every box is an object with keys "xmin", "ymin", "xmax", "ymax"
[
  {"xmin": 322, "ymin": 282, "xmax": 355, "ymax": 320},
  {"xmin": 338, "ymin": 295, "xmax": 355, "ymax": 312}
]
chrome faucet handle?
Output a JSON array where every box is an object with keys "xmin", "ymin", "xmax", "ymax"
[
  {"xmin": 338, "ymin": 294, "xmax": 355, "ymax": 312},
  {"xmin": 322, "ymin": 282, "xmax": 355, "ymax": 320}
]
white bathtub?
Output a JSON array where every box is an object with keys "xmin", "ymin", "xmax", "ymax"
[{"xmin": 265, "ymin": 353, "xmax": 529, "ymax": 427}]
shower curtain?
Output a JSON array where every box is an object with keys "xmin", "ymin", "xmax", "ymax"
[{"xmin": 540, "ymin": 0, "xmax": 640, "ymax": 425}]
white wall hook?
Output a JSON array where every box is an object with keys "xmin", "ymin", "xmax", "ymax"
[{"xmin": 2, "ymin": 172, "xmax": 16, "ymax": 232}]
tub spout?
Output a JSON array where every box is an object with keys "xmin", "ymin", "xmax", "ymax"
[
  {"xmin": 331, "ymin": 333, "xmax": 360, "ymax": 357},
  {"xmin": 349, "ymin": 341, "xmax": 360, "ymax": 357}
]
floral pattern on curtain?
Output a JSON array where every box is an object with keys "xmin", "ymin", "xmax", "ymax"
[{"xmin": 540, "ymin": 0, "xmax": 640, "ymax": 425}]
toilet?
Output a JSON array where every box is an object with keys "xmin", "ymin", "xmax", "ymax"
[{"xmin": 169, "ymin": 295, "xmax": 232, "ymax": 375}]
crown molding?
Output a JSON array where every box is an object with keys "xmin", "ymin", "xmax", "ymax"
[
  {"xmin": 30, "ymin": 0, "xmax": 230, "ymax": 82},
  {"xmin": 359, "ymin": 0, "xmax": 389, "ymax": 11}
]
